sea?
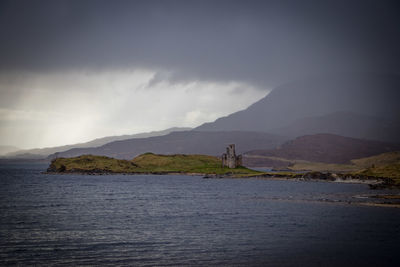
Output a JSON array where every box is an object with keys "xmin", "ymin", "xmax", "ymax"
[{"xmin": 0, "ymin": 163, "xmax": 399, "ymax": 266}]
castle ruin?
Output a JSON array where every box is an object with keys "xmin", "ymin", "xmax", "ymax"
[{"xmin": 222, "ymin": 144, "xmax": 242, "ymax": 168}]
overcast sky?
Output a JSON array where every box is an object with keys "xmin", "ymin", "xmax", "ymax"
[{"xmin": 0, "ymin": 0, "xmax": 399, "ymax": 149}]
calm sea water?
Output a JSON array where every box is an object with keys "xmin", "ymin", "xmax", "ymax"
[{"xmin": 0, "ymin": 163, "xmax": 399, "ymax": 266}]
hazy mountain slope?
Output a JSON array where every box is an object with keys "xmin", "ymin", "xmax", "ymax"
[
  {"xmin": 7, "ymin": 127, "xmax": 191, "ymax": 158},
  {"xmin": 81, "ymin": 127, "xmax": 192, "ymax": 148},
  {"xmin": 352, "ymin": 151, "xmax": 400, "ymax": 183},
  {"xmin": 0, "ymin": 145, "xmax": 19, "ymax": 156},
  {"xmin": 269, "ymin": 111, "xmax": 400, "ymax": 143},
  {"xmin": 50, "ymin": 131, "xmax": 287, "ymax": 160},
  {"xmin": 196, "ymin": 74, "xmax": 400, "ymax": 142},
  {"xmin": 245, "ymin": 134, "xmax": 400, "ymax": 164},
  {"xmin": 351, "ymin": 151, "xmax": 400, "ymax": 169}
]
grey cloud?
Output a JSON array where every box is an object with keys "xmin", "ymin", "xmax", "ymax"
[
  {"xmin": 147, "ymin": 71, "xmax": 174, "ymax": 88},
  {"xmin": 0, "ymin": 0, "xmax": 399, "ymax": 88}
]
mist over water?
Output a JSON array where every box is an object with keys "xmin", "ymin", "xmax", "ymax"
[{"xmin": 1, "ymin": 164, "xmax": 399, "ymax": 266}]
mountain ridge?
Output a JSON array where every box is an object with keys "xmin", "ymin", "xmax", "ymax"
[
  {"xmin": 5, "ymin": 127, "xmax": 191, "ymax": 158},
  {"xmin": 49, "ymin": 131, "xmax": 287, "ymax": 160},
  {"xmin": 245, "ymin": 133, "xmax": 400, "ymax": 165},
  {"xmin": 0, "ymin": 145, "xmax": 20, "ymax": 156},
  {"xmin": 196, "ymin": 73, "xmax": 400, "ymax": 143},
  {"xmin": 269, "ymin": 111, "xmax": 400, "ymax": 143}
]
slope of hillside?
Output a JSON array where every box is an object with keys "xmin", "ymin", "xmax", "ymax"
[
  {"xmin": 269, "ymin": 111, "xmax": 400, "ymax": 142},
  {"xmin": 50, "ymin": 131, "xmax": 287, "ymax": 160},
  {"xmin": 0, "ymin": 145, "xmax": 19, "ymax": 156},
  {"xmin": 356, "ymin": 164, "xmax": 400, "ymax": 184},
  {"xmin": 351, "ymin": 151, "xmax": 400, "ymax": 169},
  {"xmin": 6, "ymin": 127, "xmax": 191, "ymax": 158},
  {"xmin": 196, "ymin": 73, "xmax": 400, "ymax": 143},
  {"xmin": 348, "ymin": 152, "xmax": 400, "ymax": 184},
  {"xmin": 245, "ymin": 134, "xmax": 400, "ymax": 164}
]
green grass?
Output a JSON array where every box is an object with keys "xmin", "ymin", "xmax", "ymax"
[
  {"xmin": 245, "ymin": 152, "xmax": 400, "ymax": 184},
  {"xmin": 132, "ymin": 153, "xmax": 261, "ymax": 175},
  {"xmin": 48, "ymin": 155, "xmax": 139, "ymax": 173},
  {"xmin": 289, "ymin": 161, "xmax": 359, "ymax": 172},
  {"xmin": 348, "ymin": 152, "xmax": 400, "ymax": 185},
  {"xmin": 47, "ymin": 151, "xmax": 400, "ymax": 184},
  {"xmin": 257, "ymin": 152, "xmax": 400, "ymax": 175},
  {"xmin": 351, "ymin": 151, "xmax": 400, "ymax": 168},
  {"xmin": 245, "ymin": 155, "xmax": 359, "ymax": 172},
  {"xmin": 48, "ymin": 153, "xmax": 262, "ymax": 176},
  {"xmin": 352, "ymin": 164, "xmax": 400, "ymax": 184}
]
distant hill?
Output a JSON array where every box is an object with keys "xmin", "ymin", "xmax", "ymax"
[
  {"xmin": 0, "ymin": 145, "xmax": 19, "ymax": 156},
  {"xmin": 269, "ymin": 111, "xmax": 400, "ymax": 142},
  {"xmin": 352, "ymin": 152, "xmax": 400, "ymax": 183},
  {"xmin": 351, "ymin": 151, "xmax": 400, "ymax": 169},
  {"xmin": 196, "ymin": 73, "xmax": 400, "ymax": 143},
  {"xmin": 6, "ymin": 127, "xmax": 191, "ymax": 158},
  {"xmin": 50, "ymin": 131, "xmax": 287, "ymax": 160},
  {"xmin": 245, "ymin": 134, "xmax": 400, "ymax": 165}
]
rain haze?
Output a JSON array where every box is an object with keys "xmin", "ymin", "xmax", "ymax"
[
  {"xmin": 0, "ymin": 0, "xmax": 399, "ymax": 148},
  {"xmin": 2, "ymin": 2, "xmax": 400, "ymax": 266}
]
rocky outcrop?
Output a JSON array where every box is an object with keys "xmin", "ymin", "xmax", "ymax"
[{"xmin": 46, "ymin": 160, "xmax": 65, "ymax": 172}]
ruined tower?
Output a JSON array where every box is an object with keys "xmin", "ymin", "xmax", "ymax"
[{"xmin": 222, "ymin": 144, "xmax": 242, "ymax": 168}]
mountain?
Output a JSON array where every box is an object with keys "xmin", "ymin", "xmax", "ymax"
[
  {"xmin": 6, "ymin": 127, "xmax": 191, "ymax": 158},
  {"xmin": 79, "ymin": 127, "xmax": 192, "ymax": 148},
  {"xmin": 0, "ymin": 145, "xmax": 19, "ymax": 156},
  {"xmin": 245, "ymin": 134, "xmax": 400, "ymax": 165},
  {"xmin": 196, "ymin": 73, "xmax": 400, "ymax": 143},
  {"xmin": 49, "ymin": 131, "xmax": 287, "ymax": 160}
]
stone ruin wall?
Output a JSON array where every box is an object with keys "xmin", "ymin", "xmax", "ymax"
[{"xmin": 222, "ymin": 144, "xmax": 242, "ymax": 168}]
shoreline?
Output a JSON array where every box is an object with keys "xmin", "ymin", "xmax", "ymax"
[{"xmin": 43, "ymin": 170, "xmax": 388, "ymax": 186}]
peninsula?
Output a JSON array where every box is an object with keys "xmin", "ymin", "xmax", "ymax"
[
  {"xmin": 46, "ymin": 153, "xmax": 261, "ymax": 177},
  {"xmin": 45, "ymin": 142, "xmax": 400, "ymax": 187},
  {"xmin": 45, "ymin": 152, "xmax": 399, "ymax": 188}
]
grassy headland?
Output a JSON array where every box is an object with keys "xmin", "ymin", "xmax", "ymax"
[
  {"xmin": 46, "ymin": 152, "xmax": 400, "ymax": 187},
  {"xmin": 349, "ymin": 152, "xmax": 400, "ymax": 185},
  {"xmin": 47, "ymin": 153, "xmax": 261, "ymax": 176},
  {"xmin": 248, "ymin": 152, "xmax": 400, "ymax": 186}
]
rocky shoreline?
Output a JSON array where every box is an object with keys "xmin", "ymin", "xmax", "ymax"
[
  {"xmin": 45, "ymin": 168, "xmax": 396, "ymax": 189},
  {"xmin": 251, "ymin": 172, "xmax": 395, "ymax": 189},
  {"xmin": 205, "ymin": 172, "xmax": 393, "ymax": 187}
]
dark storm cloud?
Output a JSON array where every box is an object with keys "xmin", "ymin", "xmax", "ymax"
[{"xmin": 0, "ymin": 0, "xmax": 399, "ymax": 87}]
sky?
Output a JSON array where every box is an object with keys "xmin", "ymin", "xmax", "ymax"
[{"xmin": 0, "ymin": 0, "xmax": 399, "ymax": 149}]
